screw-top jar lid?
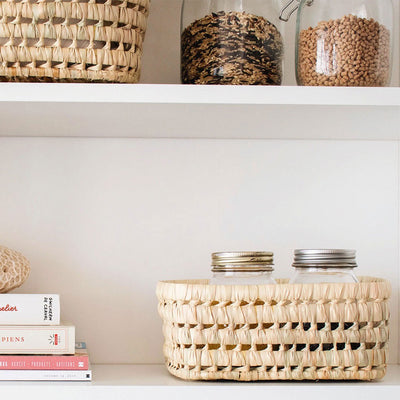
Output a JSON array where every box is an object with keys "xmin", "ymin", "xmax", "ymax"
[
  {"xmin": 212, "ymin": 251, "xmax": 274, "ymax": 272},
  {"xmin": 292, "ymin": 249, "xmax": 357, "ymax": 268}
]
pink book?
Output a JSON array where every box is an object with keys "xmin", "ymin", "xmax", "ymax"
[{"xmin": 0, "ymin": 349, "xmax": 89, "ymax": 370}]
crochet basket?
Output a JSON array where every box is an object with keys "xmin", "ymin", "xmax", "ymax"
[
  {"xmin": 0, "ymin": 0, "xmax": 150, "ymax": 82},
  {"xmin": 157, "ymin": 277, "xmax": 391, "ymax": 381}
]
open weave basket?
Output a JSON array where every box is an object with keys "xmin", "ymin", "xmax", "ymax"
[
  {"xmin": 0, "ymin": 0, "xmax": 150, "ymax": 82},
  {"xmin": 157, "ymin": 277, "xmax": 391, "ymax": 381}
]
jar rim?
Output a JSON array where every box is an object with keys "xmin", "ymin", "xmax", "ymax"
[
  {"xmin": 292, "ymin": 264, "xmax": 357, "ymax": 269},
  {"xmin": 293, "ymin": 249, "xmax": 357, "ymax": 268},
  {"xmin": 212, "ymin": 265, "xmax": 274, "ymax": 273},
  {"xmin": 212, "ymin": 251, "xmax": 274, "ymax": 267}
]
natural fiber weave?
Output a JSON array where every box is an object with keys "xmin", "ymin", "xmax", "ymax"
[
  {"xmin": 0, "ymin": 0, "xmax": 150, "ymax": 82},
  {"xmin": 157, "ymin": 278, "xmax": 391, "ymax": 381},
  {"xmin": 0, "ymin": 245, "xmax": 30, "ymax": 293}
]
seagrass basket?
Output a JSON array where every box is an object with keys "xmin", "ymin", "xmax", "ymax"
[
  {"xmin": 0, "ymin": 0, "xmax": 150, "ymax": 82},
  {"xmin": 157, "ymin": 277, "xmax": 391, "ymax": 381}
]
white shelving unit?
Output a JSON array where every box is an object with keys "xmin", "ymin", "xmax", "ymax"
[
  {"xmin": 0, "ymin": 364, "xmax": 399, "ymax": 400},
  {"xmin": 0, "ymin": 0, "xmax": 399, "ymax": 396},
  {"xmin": 0, "ymin": 84, "xmax": 399, "ymax": 139}
]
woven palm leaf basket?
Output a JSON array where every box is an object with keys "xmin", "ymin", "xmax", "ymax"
[
  {"xmin": 157, "ymin": 277, "xmax": 391, "ymax": 381},
  {"xmin": 0, "ymin": 0, "xmax": 150, "ymax": 82}
]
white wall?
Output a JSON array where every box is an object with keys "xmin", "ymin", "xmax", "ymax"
[{"xmin": 0, "ymin": 139, "xmax": 397, "ymax": 365}]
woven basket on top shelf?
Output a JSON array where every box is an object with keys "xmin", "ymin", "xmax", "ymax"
[
  {"xmin": 0, "ymin": 0, "xmax": 150, "ymax": 82},
  {"xmin": 157, "ymin": 277, "xmax": 391, "ymax": 381}
]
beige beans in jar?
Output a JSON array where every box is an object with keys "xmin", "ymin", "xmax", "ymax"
[{"xmin": 297, "ymin": 14, "xmax": 391, "ymax": 87}]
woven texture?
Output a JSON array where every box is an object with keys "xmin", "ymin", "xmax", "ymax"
[
  {"xmin": 0, "ymin": 245, "xmax": 30, "ymax": 293},
  {"xmin": 157, "ymin": 278, "xmax": 391, "ymax": 381},
  {"xmin": 0, "ymin": 0, "xmax": 150, "ymax": 82}
]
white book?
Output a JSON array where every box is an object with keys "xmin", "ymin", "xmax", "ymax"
[
  {"xmin": 0, "ymin": 294, "xmax": 60, "ymax": 325},
  {"xmin": 0, "ymin": 323, "xmax": 75, "ymax": 354},
  {"xmin": 0, "ymin": 369, "xmax": 92, "ymax": 381}
]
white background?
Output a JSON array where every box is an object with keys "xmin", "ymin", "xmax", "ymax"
[{"xmin": 0, "ymin": 0, "xmax": 399, "ymax": 365}]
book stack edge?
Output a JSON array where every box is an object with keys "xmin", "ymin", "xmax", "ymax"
[{"xmin": 0, "ymin": 294, "xmax": 91, "ymax": 381}]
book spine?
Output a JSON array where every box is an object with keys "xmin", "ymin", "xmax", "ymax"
[
  {"xmin": 0, "ymin": 355, "xmax": 89, "ymax": 370},
  {"xmin": 0, "ymin": 295, "xmax": 60, "ymax": 325},
  {"xmin": 0, "ymin": 325, "xmax": 75, "ymax": 354},
  {"xmin": 0, "ymin": 369, "xmax": 92, "ymax": 381}
]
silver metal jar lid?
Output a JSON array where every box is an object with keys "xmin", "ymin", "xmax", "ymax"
[
  {"xmin": 212, "ymin": 251, "xmax": 274, "ymax": 272},
  {"xmin": 292, "ymin": 249, "xmax": 357, "ymax": 268}
]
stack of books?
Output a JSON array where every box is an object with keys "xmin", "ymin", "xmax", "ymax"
[{"xmin": 0, "ymin": 294, "xmax": 91, "ymax": 381}]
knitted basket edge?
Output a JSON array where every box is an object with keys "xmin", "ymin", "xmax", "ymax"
[
  {"xmin": 166, "ymin": 364, "xmax": 387, "ymax": 381},
  {"xmin": 156, "ymin": 277, "xmax": 391, "ymax": 302}
]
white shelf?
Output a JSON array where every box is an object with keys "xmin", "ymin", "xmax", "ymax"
[
  {"xmin": 2, "ymin": 84, "xmax": 400, "ymax": 106},
  {"xmin": 0, "ymin": 364, "xmax": 399, "ymax": 400},
  {"xmin": 0, "ymin": 84, "xmax": 399, "ymax": 140}
]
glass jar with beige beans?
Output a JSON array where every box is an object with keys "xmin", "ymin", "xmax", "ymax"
[{"xmin": 281, "ymin": 0, "xmax": 394, "ymax": 86}]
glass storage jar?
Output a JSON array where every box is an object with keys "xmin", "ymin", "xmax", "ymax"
[
  {"xmin": 289, "ymin": 249, "xmax": 359, "ymax": 283},
  {"xmin": 210, "ymin": 251, "xmax": 277, "ymax": 285},
  {"xmin": 281, "ymin": 0, "xmax": 394, "ymax": 86},
  {"xmin": 181, "ymin": 0, "xmax": 284, "ymax": 85}
]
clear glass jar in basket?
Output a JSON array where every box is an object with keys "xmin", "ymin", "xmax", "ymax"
[
  {"xmin": 210, "ymin": 251, "xmax": 277, "ymax": 284},
  {"xmin": 280, "ymin": 0, "xmax": 394, "ymax": 86},
  {"xmin": 289, "ymin": 249, "xmax": 359, "ymax": 283},
  {"xmin": 181, "ymin": 0, "xmax": 284, "ymax": 85}
]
